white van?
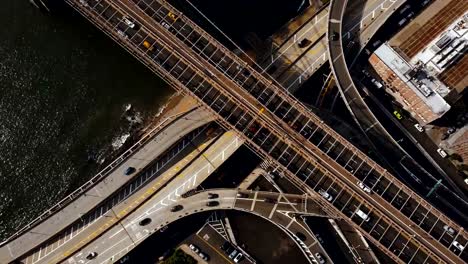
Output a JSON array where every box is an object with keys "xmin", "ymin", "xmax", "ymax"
[{"xmin": 356, "ymin": 209, "xmax": 370, "ymax": 222}]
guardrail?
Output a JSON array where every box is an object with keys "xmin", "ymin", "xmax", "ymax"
[{"xmin": 0, "ymin": 109, "xmax": 191, "ymax": 246}]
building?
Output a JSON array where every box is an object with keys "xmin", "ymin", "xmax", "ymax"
[
  {"xmin": 369, "ymin": 0, "xmax": 467, "ymax": 125},
  {"xmin": 369, "ymin": 44, "xmax": 451, "ymax": 125}
]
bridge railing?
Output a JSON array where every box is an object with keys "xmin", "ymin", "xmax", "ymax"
[{"xmin": 0, "ymin": 109, "xmax": 189, "ymax": 246}]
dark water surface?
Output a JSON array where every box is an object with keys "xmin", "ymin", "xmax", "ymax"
[{"xmin": 0, "ymin": 1, "xmax": 171, "ymax": 239}]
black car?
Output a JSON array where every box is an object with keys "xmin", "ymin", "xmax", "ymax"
[
  {"xmin": 330, "ymin": 31, "xmax": 339, "ymax": 41},
  {"xmin": 139, "ymin": 218, "xmax": 152, "ymax": 226},
  {"xmin": 264, "ymin": 198, "xmax": 277, "ymax": 203},
  {"xmin": 86, "ymin": 252, "xmax": 98, "ymax": 260},
  {"xmin": 221, "ymin": 241, "xmax": 232, "ymax": 251},
  {"xmin": 208, "ymin": 193, "xmax": 219, "ymax": 199},
  {"xmin": 206, "ymin": 201, "xmax": 219, "ymax": 207},
  {"xmin": 170, "ymin": 205, "xmax": 183, "ymax": 212},
  {"xmin": 124, "ymin": 166, "xmax": 136, "ymax": 175}
]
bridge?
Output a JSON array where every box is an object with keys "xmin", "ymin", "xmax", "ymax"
[{"xmin": 2, "ymin": 0, "xmax": 467, "ymax": 263}]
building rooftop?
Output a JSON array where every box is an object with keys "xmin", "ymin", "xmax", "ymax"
[
  {"xmin": 392, "ymin": 0, "xmax": 467, "ymax": 59},
  {"xmin": 389, "ymin": 0, "xmax": 468, "ymax": 95},
  {"xmin": 374, "ymin": 44, "xmax": 451, "ymax": 117}
]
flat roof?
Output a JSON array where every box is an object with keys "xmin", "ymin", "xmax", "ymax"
[
  {"xmin": 374, "ymin": 44, "xmax": 451, "ymax": 116},
  {"xmin": 391, "ymin": 0, "xmax": 468, "ymax": 59}
]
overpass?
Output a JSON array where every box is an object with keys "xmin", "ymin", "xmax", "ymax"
[
  {"xmin": 67, "ymin": 189, "xmax": 332, "ymax": 264},
  {"xmin": 3, "ymin": 0, "xmax": 467, "ymax": 263},
  {"xmin": 49, "ymin": 0, "xmax": 468, "ymax": 262},
  {"xmin": 263, "ymin": 0, "xmax": 403, "ymax": 92},
  {"xmin": 0, "ymin": 107, "xmax": 216, "ymax": 263}
]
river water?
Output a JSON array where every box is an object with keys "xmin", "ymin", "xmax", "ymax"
[
  {"xmin": 0, "ymin": 1, "xmax": 171, "ymax": 239},
  {"xmin": 0, "ymin": 0, "xmax": 306, "ymax": 241}
]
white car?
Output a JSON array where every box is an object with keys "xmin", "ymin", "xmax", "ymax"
[
  {"xmin": 188, "ymin": 243, "xmax": 200, "ymax": 253},
  {"xmin": 443, "ymin": 225, "xmax": 455, "ymax": 235},
  {"xmin": 116, "ymin": 29, "xmax": 128, "ymax": 39},
  {"xmin": 414, "ymin": 124, "xmax": 424, "ymax": 132},
  {"xmin": 464, "ymin": 178, "xmax": 468, "ymax": 185},
  {"xmin": 357, "ymin": 181, "xmax": 372, "ymax": 193},
  {"xmin": 161, "ymin": 21, "xmax": 171, "ymax": 29},
  {"xmin": 452, "ymin": 240, "xmax": 465, "ymax": 251},
  {"xmin": 437, "ymin": 148, "xmax": 448, "ymax": 158},
  {"xmin": 123, "ymin": 17, "xmax": 135, "ymax": 28},
  {"xmin": 233, "ymin": 252, "xmax": 243, "ymax": 263},
  {"xmin": 79, "ymin": 0, "xmax": 89, "ymax": 7},
  {"xmin": 318, "ymin": 189, "xmax": 333, "ymax": 202},
  {"xmin": 314, "ymin": 252, "xmax": 326, "ymax": 264}
]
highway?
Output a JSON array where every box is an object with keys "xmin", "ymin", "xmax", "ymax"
[
  {"xmin": 264, "ymin": 0, "xmax": 404, "ymax": 92},
  {"xmin": 15, "ymin": 130, "xmax": 242, "ymax": 264},
  {"xmin": 0, "ymin": 107, "xmax": 214, "ymax": 263},
  {"xmin": 12, "ymin": 0, "xmax": 467, "ymax": 263},
  {"xmin": 67, "ymin": 187, "xmax": 331, "ymax": 264}
]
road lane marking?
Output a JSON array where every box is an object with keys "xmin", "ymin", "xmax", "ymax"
[{"xmin": 195, "ymin": 233, "xmax": 234, "ymax": 264}]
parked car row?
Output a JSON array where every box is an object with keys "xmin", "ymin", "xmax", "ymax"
[
  {"xmin": 221, "ymin": 241, "xmax": 244, "ymax": 263},
  {"xmin": 189, "ymin": 243, "xmax": 210, "ymax": 261}
]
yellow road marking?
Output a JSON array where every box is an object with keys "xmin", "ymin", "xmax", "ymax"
[
  {"xmin": 195, "ymin": 233, "xmax": 233, "ymax": 264},
  {"xmin": 51, "ymin": 132, "xmax": 237, "ymax": 263}
]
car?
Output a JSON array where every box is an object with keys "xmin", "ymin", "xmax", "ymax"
[
  {"xmin": 237, "ymin": 193, "xmax": 248, "ymax": 198},
  {"xmin": 356, "ymin": 209, "xmax": 371, "ymax": 222},
  {"xmin": 198, "ymin": 252, "xmax": 209, "ymax": 261},
  {"xmin": 233, "ymin": 252, "xmax": 243, "ymax": 263},
  {"xmin": 371, "ymin": 78, "xmax": 383, "ymax": 89},
  {"xmin": 314, "ymin": 252, "xmax": 326, "ymax": 264},
  {"xmin": 330, "ymin": 31, "xmax": 339, "ymax": 41},
  {"xmin": 221, "ymin": 241, "xmax": 231, "ymax": 251},
  {"xmin": 393, "ymin": 110, "xmax": 403, "ymax": 120},
  {"xmin": 143, "ymin": 40, "xmax": 154, "ymax": 51},
  {"xmin": 452, "ymin": 240, "xmax": 465, "ymax": 251},
  {"xmin": 206, "ymin": 201, "xmax": 219, "ymax": 207},
  {"xmin": 167, "ymin": 11, "xmax": 178, "ymax": 21},
  {"xmin": 116, "ymin": 29, "xmax": 128, "ymax": 39},
  {"xmin": 79, "ymin": 0, "xmax": 89, "ymax": 7},
  {"xmin": 189, "ymin": 243, "xmax": 200, "ymax": 253},
  {"xmin": 437, "ymin": 148, "xmax": 448, "ymax": 158},
  {"xmin": 170, "ymin": 205, "xmax": 183, "ymax": 212},
  {"xmin": 228, "ymin": 249, "xmax": 238, "ymax": 259},
  {"xmin": 122, "ymin": 17, "xmax": 135, "ymax": 28},
  {"xmin": 357, "ymin": 181, "xmax": 372, "ymax": 193},
  {"xmin": 208, "ymin": 193, "xmax": 219, "ymax": 199},
  {"xmin": 295, "ymin": 232, "xmax": 307, "ymax": 241},
  {"xmin": 124, "ymin": 166, "xmax": 136, "ymax": 175},
  {"xmin": 414, "ymin": 124, "xmax": 424, "ymax": 132},
  {"xmin": 447, "ymin": 127, "xmax": 456, "ymax": 134},
  {"xmin": 443, "ymin": 225, "xmax": 455, "ymax": 235},
  {"xmin": 86, "ymin": 252, "xmax": 98, "ymax": 260},
  {"xmin": 264, "ymin": 197, "xmax": 277, "ymax": 203},
  {"xmin": 139, "ymin": 218, "xmax": 152, "ymax": 226},
  {"xmin": 465, "ymin": 178, "xmax": 468, "ymax": 185},
  {"xmin": 161, "ymin": 21, "xmax": 171, "ymax": 29},
  {"xmin": 318, "ymin": 189, "xmax": 333, "ymax": 202},
  {"xmin": 315, "ymin": 234, "xmax": 324, "ymax": 244}
]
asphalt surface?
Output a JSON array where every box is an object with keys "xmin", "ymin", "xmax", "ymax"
[{"xmin": 0, "ymin": 107, "xmax": 214, "ymax": 263}]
